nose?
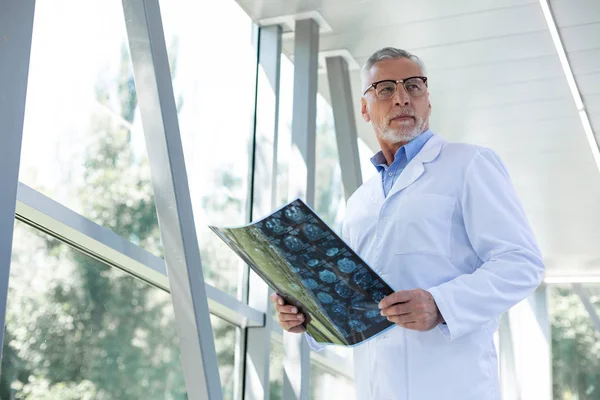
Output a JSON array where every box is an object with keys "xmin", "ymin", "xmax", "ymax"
[{"xmin": 393, "ymin": 84, "xmax": 410, "ymax": 106}]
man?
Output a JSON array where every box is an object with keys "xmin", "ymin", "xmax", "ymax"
[{"xmin": 271, "ymin": 47, "xmax": 544, "ymax": 399}]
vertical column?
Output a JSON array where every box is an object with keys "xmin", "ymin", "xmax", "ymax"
[
  {"xmin": 325, "ymin": 56, "xmax": 362, "ymax": 199},
  {"xmin": 498, "ymin": 313, "xmax": 520, "ymax": 400},
  {"xmin": 0, "ymin": 0, "xmax": 36, "ymax": 361},
  {"xmin": 284, "ymin": 17, "xmax": 319, "ymax": 400},
  {"xmin": 506, "ymin": 285, "xmax": 553, "ymax": 400},
  {"xmin": 120, "ymin": 0, "xmax": 222, "ymax": 399},
  {"xmin": 244, "ymin": 24, "xmax": 282, "ymax": 400}
]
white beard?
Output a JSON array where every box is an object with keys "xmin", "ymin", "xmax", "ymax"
[{"xmin": 379, "ymin": 113, "xmax": 427, "ymax": 144}]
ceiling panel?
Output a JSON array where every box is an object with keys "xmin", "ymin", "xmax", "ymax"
[
  {"xmin": 431, "ymin": 77, "xmax": 571, "ymax": 109},
  {"xmin": 239, "ymin": 0, "xmax": 537, "ymax": 29},
  {"xmin": 577, "ymin": 72, "xmax": 600, "ymax": 96},
  {"xmin": 568, "ymin": 49, "xmax": 600, "ymax": 76},
  {"xmin": 560, "ymin": 23, "xmax": 600, "ymax": 52},
  {"xmin": 550, "ymin": 0, "xmax": 600, "ymax": 27},
  {"xmin": 313, "ymin": 4, "xmax": 547, "ymax": 57}
]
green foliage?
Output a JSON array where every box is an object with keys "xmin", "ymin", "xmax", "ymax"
[
  {"xmin": 551, "ymin": 286, "xmax": 600, "ymax": 400},
  {"xmin": 1, "ymin": 43, "xmax": 236, "ymax": 400}
]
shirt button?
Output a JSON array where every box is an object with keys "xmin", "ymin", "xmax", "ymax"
[{"xmin": 388, "ymin": 172, "xmax": 393, "ymax": 176}]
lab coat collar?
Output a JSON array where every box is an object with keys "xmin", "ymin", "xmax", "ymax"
[{"xmin": 365, "ymin": 133, "xmax": 446, "ymax": 205}]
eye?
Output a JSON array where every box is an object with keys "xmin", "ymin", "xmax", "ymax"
[{"xmin": 406, "ymin": 84, "xmax": 420, "ymax": 92}]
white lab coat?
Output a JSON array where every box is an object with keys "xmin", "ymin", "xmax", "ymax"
[{"xmin": 308, "ymin": 133, "xmax": 544, "ymax": 400}]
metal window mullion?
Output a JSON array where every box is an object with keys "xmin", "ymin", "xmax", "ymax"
[
  {"xmin": 16, "ymin": 182, "xmax": 265, "ymax": 329},
  {"xmin": 0, "ymin": 0, "xmax": 36, "ymax": 361},
  {"xmin": 121, "ymin": 0, "xmax": 222, "ymax": 398},
  {"xmin": 244, "ymin": 24, "xmax": 283, "ymax": 400},
  {"xmin": 325, "ymin": 56, "xmax": 362, "ymax": 200},
  {"xmin": 283, "ymin": 17, "xmax": 320, "ymax": 400},
  {"xmin": 572, "ymin": 283, "xmax": 600, "ymax": 333}
]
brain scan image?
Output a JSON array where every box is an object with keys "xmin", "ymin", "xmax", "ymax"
[
  {"xmin": 283, "ymin": 235, "xmax": 304, "ymax": 252},
  {"xmin": 307, "ymin": 259, "xmax": 320, "ymax": 267},
  {"xmin": 284, "ymin": 206, "xmax": 305, "ymax": 223},
  {"xmin": 371, "ymin": 290, "xmax": 386, "ymax": 303},
  {"xmin": 303, "ymin": 223, "xmax": 324, "ymax": 241},
  {"xmin": 334, "ymin": 281, "xmax": 353, "ymax": 299},
  {"xmin": 349, "ymin": 320, "xmax": 368, "ymax": 333},
  {"xmin": 336, "ymin": 257, "xmax": 357, "ymax": 273},
  {"xmin": 302, "ymin": 278, "xmax": 318, "ymax": 290},
  {"xmin": 318, "ymin": 292, "xmax": 334, "ymax": 304},
  {"xmin": 265, "ymin": 218, "xmax": 286, "ymax": 234},
  {"xmin": 326, "ymin": 247, "xmax": 340, "ymax": 257},
  {"xmin": 353, "ymin": 269, "xmax": 373, "ymax": 289},
  {"xmin": 319, "ymin": 270, "xmax": 337, "ymax": 284}
]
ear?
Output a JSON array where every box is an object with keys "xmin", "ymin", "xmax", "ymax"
[{"xmin": 361, "ymin": 98, "xmax": 371, "ymax": 123}]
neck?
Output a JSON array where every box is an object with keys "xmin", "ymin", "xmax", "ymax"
[
  {"xmin": 377, "ymin": 127, "xmax": 428, "ymax": 166},
  {"xmin": 379, "ymin": 140, "xmax": 409, "ymax": 166}
]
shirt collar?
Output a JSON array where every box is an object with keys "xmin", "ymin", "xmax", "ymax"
[{"xmin": 370, "ymin": 129, "xmax": 434, "ymax": 172}]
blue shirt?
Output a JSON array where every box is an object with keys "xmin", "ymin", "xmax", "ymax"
[{"xmin": 370, "ymin": 130, "xmax": 434, "ymax": 197}]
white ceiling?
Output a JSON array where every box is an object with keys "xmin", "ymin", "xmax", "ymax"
[{"xmin": 237, "ymin": 0, "xmax": 600, "ymax": 278}]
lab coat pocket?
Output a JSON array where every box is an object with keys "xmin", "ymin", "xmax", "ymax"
[{"xmin": 394, "ymin": 193, "xmax": 455, "ymax": 257}]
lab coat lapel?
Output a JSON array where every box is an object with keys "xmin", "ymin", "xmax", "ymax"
[
  {"xmin": 385, "ymin": 134, "xmax": 445, "ymax": 200},
  {"xmin": 364, "ymin": 173, "xmax": 385, "ymax": 206}
]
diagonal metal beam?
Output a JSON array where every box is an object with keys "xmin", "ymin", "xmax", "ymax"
[
  {"xmin": 0, "ymin": 0, "xmax": 36, "ymax": 362},
  {"xmin": 572, "ymin": 283, "xmax": 600, "ymax": 333},
  {"xmin": 283, "ymin": 17, "xmax": 320, "ymax": 400},
  {"xmin": 325, "ymin": 56, "xmax": 362, "ymax": 200},
  {"xmin": 121, "ymin": 0, "xmax": 222, "ymax": 398}
]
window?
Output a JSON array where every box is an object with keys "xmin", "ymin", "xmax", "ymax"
[
  {"xmin": 1, "ymin": 222, "xmax": 185, "ymax": 399},
  {"xmin": 269, "ymin": 338, "xmax": 284, "ymax": 400},
  {"xmin": 19, "ymin": 0, "xmax": 162, "ymax": 256},
  {"xmin": 550, "ymin": 284, "xmax": 600, "ymax": 400},
  {"xmin": 314, "ymin": 87, "xmax": 346, "ymax": 235},
  {"xmin": 310, "ymin": 361, "xmax": 355, "ymax": 400},
  {"xmin": 1, "ymin": 222, "xmax": 239, "ymax": 399},
  {"xmin": 159, "ymin": 0, "xmax": 258, "ymax": 298}
]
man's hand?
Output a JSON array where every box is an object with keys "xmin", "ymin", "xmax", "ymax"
[
  {"xmin": 270, "ymin": 293, "xmax": 306, "ymax": 334},
  {"xmin": 378, "ymin": 289, "xmax": 444, "ymax": 331}
]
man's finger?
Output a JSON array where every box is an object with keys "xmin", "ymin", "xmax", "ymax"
[
  {"xmin": 380, "ymin": 302, "xmax": 412, "ymax": 317},
  {"xmin": 378, "ymin": 290, "xmax": 413, "ymax": 309},
  {"xmin": 276, "ymin": 304, "xmax": 299, "ymax": 314},
  {"xmin": 270, "ymin": 293, "xmax": 285, "ymax": 306},
  {"xmin": 388, "ymin": 314, "xmax": 417, "ymax": 325},
  {"xmin": 279, "ymin": 313, "xmax": 304, "ymax": 323}
]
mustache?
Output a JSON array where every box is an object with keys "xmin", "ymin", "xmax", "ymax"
[{"xmin": 389, "ymin": 108, "xmax": 416, "ymax": 121}]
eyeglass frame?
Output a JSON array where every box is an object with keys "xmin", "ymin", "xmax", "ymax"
[{"xmin": 362, "ymin": 76, "xmax": 428, "ymax": 98}]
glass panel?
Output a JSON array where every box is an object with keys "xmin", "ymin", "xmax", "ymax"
[
  {"xmin": 1, "ymin": 222, "xmax": 239, "ymax": 399},
  {"xmin": 210, "ymin": 315, "xmax": 238, "ymax": 400},
  {"xmin": 358, "ymin": 137, "xmax": 378, "ymax": 182},
  {"xmin": 315, "ymin": 90, "xmax": 346, "ymax": 234},
  {"xmin": 159, "ymin": 0, "xmax": 257, "ymax": 297},
  {"xmin": 1, "ymin": 222, "xmax": 184, "ymax": 399},
  {"xmin": 269, "ymin": 338, "xmax": 284, "ymax": 400},
  {"xmin": 18, "ymin": 0, "xmax": 162, "ymax": 256},
  {"xmin": 550, "ymin": 284, "xmax": 600, "ymax": 400},
  {"xmin": 310, "ymin": 362, "xmax": 355, "ymax": 400},
  {"xmin": 276, "ymin": 56, "xmax": 294, "ymax": 208}
]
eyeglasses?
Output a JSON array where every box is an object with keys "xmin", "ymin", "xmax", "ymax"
[{"xmin": 363, "ymin": 76, "xmax": 428, "ymax": 99}]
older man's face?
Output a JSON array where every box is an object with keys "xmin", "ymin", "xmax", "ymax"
[{"xmin": 361, "ymin": 58, "xmax": 431, "ymax": 145}]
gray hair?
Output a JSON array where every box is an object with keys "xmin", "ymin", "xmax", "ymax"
[{"xmin": 361, "ymin": 47, "xmax": 426, "ymax": 88}]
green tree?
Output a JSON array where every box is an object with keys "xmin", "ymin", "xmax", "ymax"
[
  {"xmin": 551, "ymin": 286, "xmax": 600, "ymax": 400},
  {"xmin": 1, "ymin": 42, "xmax": 237, "ymax": 399}
]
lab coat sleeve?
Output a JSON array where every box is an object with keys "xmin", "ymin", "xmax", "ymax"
[
  {"xmin": 427, "ymin": 148, "xmax": 545, "ymax": 340},
  {"xmin": 304, "ymin": 218, "xmax": 353, "ymax": 351}
]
